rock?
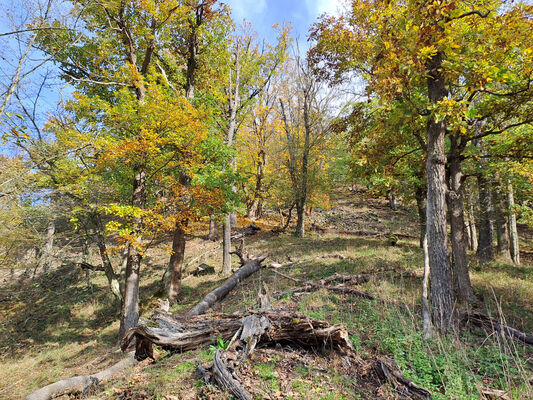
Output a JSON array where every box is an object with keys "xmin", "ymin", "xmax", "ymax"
[{"xmin": 193, "ymin": 263, "xmax": 215, "ymax": 276}]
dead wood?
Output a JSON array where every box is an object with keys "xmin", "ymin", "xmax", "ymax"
[
  {"xmin": 78, "ymin": 261, "xmax": 105, "ymax": 272},
  {"xmin": 376, "ymin": 356, "xmax": 431, "ymax": 400},
  {"xmin": 186, "ymin": 246, "xmax": 267, "ymax": 317},
  {"xmin": 270, "ymin": 268, "xmax": 375, "ymax": 300},
  {"xmin": 317, "ymin": 253, "xmax": 348, "ymax": 260},
  {"xmin": 461, "ymin": 312, "xmax": 533, "ymax": 348},
  {"xmin": 336, "ymin": 230, "xmax": 417, "ymax": 240},
  {"xmin": 22, "ymin": 353, "xmax": 137, "ymax": 400}
]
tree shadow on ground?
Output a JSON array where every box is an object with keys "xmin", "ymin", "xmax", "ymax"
[{"xmin": 0, "ymin": 265, "xmax": 120, "ymax": 356}]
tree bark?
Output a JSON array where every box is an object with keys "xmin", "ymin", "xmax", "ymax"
[
  {"xmin": 92, "ymin": 213, "xmax": 122, "ymax": 300},
  {"xmin": 415, "ymin": 184, "xmax": 426, "ymax": 249},
  {"xmin": 168, "ymin": 221, "xmax": 187, "ymax": 303},
  {"xmin": 492, "ymin": 178, "xmax": 511, "ymax": 260},
  {"xmin": 465, "ymin": 194, "xmax": 478, "ymax": 252},
  {"xmin": 422, "ymin": 235, "xmax": 432, "ymax": 338},
  {"xmin": 119, "ymin": 169, "xmax": 146, "ymax": 341},
  {"xmin": 448, "ymin": 139, "xmax": 475, "ymax": 304},
  {"xmin": 208, "ymin": 215, "xmax": 217, "ymax": 241},
  {"xmin": 507, "ymin": 181, "xmax": 520, "ymax": 265},
  {"xmin": 476, "ymin": 172, "xmax": 495, "ymax": 263},
  {"xmin": 222, "ymin": 214, "xmax": 233, "ymax": 275},
  {"xmin": 425, "ymin": 50, "xmax": 455, "ymax": 332}
]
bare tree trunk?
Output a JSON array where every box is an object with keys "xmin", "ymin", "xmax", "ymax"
[
  {"xmin": 425, "ymin": 50, "xmax": 455, "ymax": 332},
  {"xmin": 208, "ymin": 215, "xmax": 217, "ymax": 241},
  {"xmin": 465, "ymin": 195, "xmax": 478, "ymax": 252},
  {"xmin": 294, "ymin": 83, "xmax": 311, "ymax": 239},
  {"xmin": 387, "ymin": 190, "xmax": 398, "ymax": 211},
  {"xmin": 295, "ymin": 202, "xmax": 305, "ymax": 238},
  {"xmin": 168, "ymin": 221, "xmax": 187, "ymax": 303},
  {"xmin": 492, "ymin": 178, "xmax": 511, "ymax": 260},
  {"xmin": 476, "ymin": 172, "xmax": 495, "ymax": 263},
  {"xmin": 222, "ymin": 214, "xmax": 232, "ymax": 275},
  {"xmin": 222, "ymin": 44, "xmax": 240, "ymax": 275},
  {"xmin": 507, "ymin": 181, "xmax": 520, "ymax": 265},
  {"xmin": 119, "ymin": 169, "xmax": 145, "ymax": 340},
  {"xmin": 422, "ymin": 235, "xmax": 432, "ymax": 338},
  {"xmin": 448, "ymin": 146, "xmax": 475, "ymax": 304},
  {"xmin": 92, "ymin": 213, "xmax": 122, "ymax": 300},
  {"xmin": 415, "ymin": 184, "xmax": 426, "ymax": 249}
]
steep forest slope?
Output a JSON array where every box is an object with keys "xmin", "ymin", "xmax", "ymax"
[{"xmin": 1, "ymin": 189, "xmax": 532, "ymax": 400}]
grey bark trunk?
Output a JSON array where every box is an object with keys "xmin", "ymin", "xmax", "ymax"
[
  {"xmin": 492, "ymin": 178, "xmax": 511, "ymax": 260},
  {"xmin": 222, "ymin": 214, "xmax": 232, "ymax": 275},
  {"xmin": 448, "ymin": 144, "xmax": 475, "ymax": 304},
  {"xmin": 476, "ymin": 172, "xmax": 495, "ymax": 263},
  {"xmin": 92, "ymin": 213, "xmax": 122, "ymax": 300},
  {"xmin": 425, "ymin": 50, "xmax": 455, "ymax": 332},
  {"xmin": 40, "ymin": 218, "xmax": 55, "ymax": 273},
  {"xmin": 208, "ymin": 215, "xmax": 217, "ymax": 241},
  {"xmin": 168, "ymin": 221, "xmax": 187, "ymax": 303},
  {"xmin": 415, "ymin": 185, "xmax": 426, "ymax": 249},
  {"xmin": 295, "ymin": 203, "xmax": 305, "ymax": 238},
  {"xmin": 507, "ymin": 181, "xmax": 520, "ymax": 265},
  {"xmin": 422, "ymin": 234, "xmax": 432, "ymax": 338},
  {"xmin": 465, "ymin": 196, "xmax": 478, "ymax": 252},
  {"xmin": 119, "ymin": 169, "xmax": 146, "ymax": 340},
  {"xmin": 222, "ymin": 46, "xmax": 240, "ymax": 274}
]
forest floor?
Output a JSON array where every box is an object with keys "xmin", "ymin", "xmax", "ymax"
[{"xmin": 1, "ymin": 188, "xmax": 532, "ymax": 400}]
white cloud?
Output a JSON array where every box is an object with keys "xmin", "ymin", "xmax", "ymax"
[
  {"xmin": 308, "ymin": 0, "xmax": 344, "ymax": 17},
  {"xmin": 226, "ymin": 0, "xmax": 267, "ymax": 23}
]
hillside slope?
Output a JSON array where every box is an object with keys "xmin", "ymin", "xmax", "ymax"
[{"xmin": 2, "ymin": 189, "xmax": 532, "ymax": 400}]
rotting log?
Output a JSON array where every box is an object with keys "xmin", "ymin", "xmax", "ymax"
[
  {"xmin": 461, "ymin": 312, "xmax": 533, "ymax": 348},
  {"xmin": 122, "ymin": 309, "xmax": 354, "ymax": 360},
  {"xmin": 22, "ymin": 353, "xmax": 137, "ymax": 400}
]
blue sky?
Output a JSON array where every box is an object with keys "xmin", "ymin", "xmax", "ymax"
[
  {"xmin": 0, "ymin": 0, "xmax": 344, "ymax": 151},
  {"xmin": 225, "ymin": 0, "xmax": 344, "ymax": 43}
]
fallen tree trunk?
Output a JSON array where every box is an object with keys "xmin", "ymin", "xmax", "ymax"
[
  {"xmin": 122, "ymin": 309, "xmax": 354, "ymax": 358},
  {"xmin": 187, "ymin": 247, "xmax": 267, "ymax": 317},
  {"xmin": 461, "ymin": 312, "xmax": 533, "ymax": 348},
  {"xmin": 22, "ymin": 353, "xmax": 137, "ymax": 400}
]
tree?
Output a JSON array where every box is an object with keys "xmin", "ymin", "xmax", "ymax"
[{"xmin": 310, "ymin": 0, "xmax": 533, "ymax": 331}]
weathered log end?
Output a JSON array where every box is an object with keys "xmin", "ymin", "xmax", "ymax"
[{"xmin": 376, "ymin": 356, "xmax": 431, "ymax": 400}]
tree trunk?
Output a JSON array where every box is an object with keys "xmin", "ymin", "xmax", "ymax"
[
  {"xmin": 92, "ymin": 213, "xmax": 122, "ymax": 300},
  {"xmin": 387, "ymin": 190, "xmax": 398, "ymax": 211},
  {"xmin": 208, "ymin": 215, "xmax": 217, "ymax": 241},
  {"xmin": 425, "ymin": 50, "xmax": 455, "ymax": 332},
  {"xmin": 476, "ymin": 172, "xmax": 495, "ymax": 263},
  {"xmin": 422, "ymin": 234, "xmax": 432, "ymax": 338},
  {"xmin": 448, "ymin": 145, "xmax": 475, "ymax": 304},
  {"xmin": 415, "ymin": 184, "xmax": 426, "ymax": 249},
  {"xmin": 465, "ymin": 195, "xmax": 478, "ymax": 252},
  {"xmin": 492, "ymin": 178, "xmax": 511, "ymax": 260},
  {"xmin": 119, "ymin": 169, "xmax": 145, "ymax": 341},
  {"xmin": 222, "ymin": 214, "xmax": 232, "ymax": 275},
  {"xmin": 295, "ymin": 202, "xmax": 305, "ymax": 238},
  {"xmin": 168, "ymin": 221, "xmax": 187, "ymax": 303},
  {"xmin": 507, "ymin": 181, "xmax": 520, "ymax": 265},
  {"xmin": 188, "ymin": 252, "xmax": 267, "ymax": 317}
]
